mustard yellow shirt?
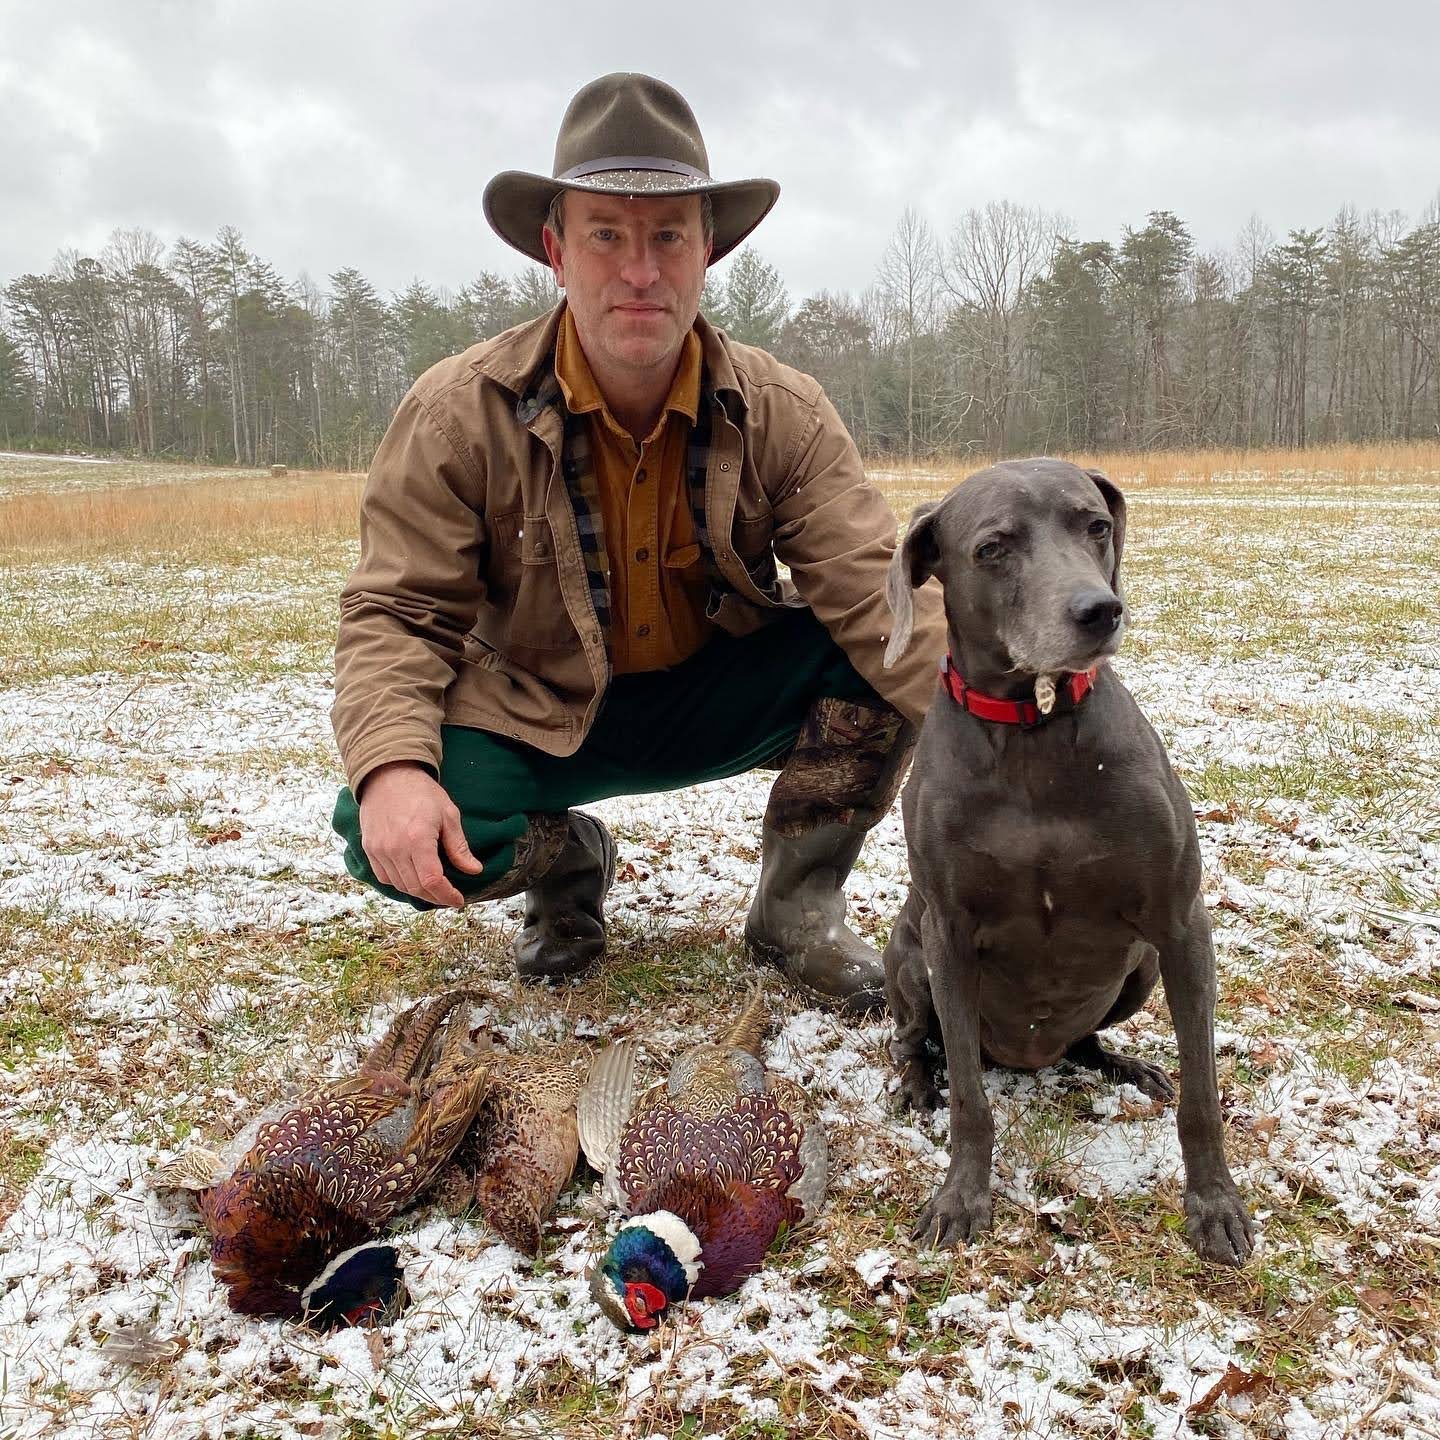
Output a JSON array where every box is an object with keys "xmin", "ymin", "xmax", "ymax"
[{"xmin": 554, "ymin": 308, "xmax": 713, "ymax": 673}]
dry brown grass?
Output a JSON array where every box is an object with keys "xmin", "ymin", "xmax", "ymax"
[
  {"xmin": 0, "ymin": 469, "xmax": 365, "ymax": 561},
  {"xmin": 1073, "ymin": 439, "xmax": 1440, "ymax": 487},
  {"xmin": 869, "ymin": 439, "xmax": 1440, "ymax": 513},
  {"xmin": 4, "ymin": 440, "xmax": 1438, "ymax": 565}
]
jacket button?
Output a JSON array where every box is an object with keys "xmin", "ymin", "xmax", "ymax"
[
  {"xmin": 635, "ymin": 547, "xmax": 649, "ymax": 562},
  {"xmin": 534, "ymin": 541, "xmax": 547, "ymax": 556},
  {"xmin": 719, "ymin": 461, "xmax": 731, "ymax": 472},
  {"xmin": 636, "ymin": 468, "xmax": 647, "ymax": 483},
  {"xmin": 636, "ymin": 624, "xmax": 650, "ymax": 637}
]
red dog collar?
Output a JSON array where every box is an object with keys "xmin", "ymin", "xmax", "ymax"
[{"xmin": 940, "ymin": 654, "xmax": 1098, "ymax": 726}]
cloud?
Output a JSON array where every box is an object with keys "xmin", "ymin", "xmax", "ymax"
[{"xmin": 1, "ymin": 0, "xmax": 1437, "ymax": 300}]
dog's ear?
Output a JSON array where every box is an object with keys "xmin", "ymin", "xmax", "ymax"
[
  {"xmin": 1084, "ymin": 468, "xmax": 1126, "ymax": 595},
  {"xmin": 883, "ymin": 499, "xmax": 942, "ymax": 669}
]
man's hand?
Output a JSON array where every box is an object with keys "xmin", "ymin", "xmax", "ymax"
[{"xmin": 358, "ymin": 761, "xmax": 484, "ymax": 908}]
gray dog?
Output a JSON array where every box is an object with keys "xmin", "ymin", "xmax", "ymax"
[{"xmin": 881, "ymin": 458, "xmax": 1253, "ymax": 1267}]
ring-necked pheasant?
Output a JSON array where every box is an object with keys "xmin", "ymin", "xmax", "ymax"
[
  {"xmin": 434, "ymin": 1047, "xmax": 587, "ymax": 1255},
  {"xmin": 576, "ymin": 990, "xmax": 826, "ymax": 1331},
  {"xmin": 154, "ymin": 989, "xmax": 489, "ymax": 1326}
]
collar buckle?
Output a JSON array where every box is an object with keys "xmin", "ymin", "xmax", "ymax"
[{"xmin": 939, "ymin": 654, "xmax": 1099, "ymax": 727}]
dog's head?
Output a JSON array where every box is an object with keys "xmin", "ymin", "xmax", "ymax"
[{"xmin": 884, "ymin": 459, "xmax": 1127, "ymax": 681}]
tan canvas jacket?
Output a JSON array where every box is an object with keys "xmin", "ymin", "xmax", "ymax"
[{"xmin": 332, "ymin": 304, "xmax": 945, "ymax": 794}]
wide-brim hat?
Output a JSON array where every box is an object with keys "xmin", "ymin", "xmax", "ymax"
[{"xmin": 483, "ymin": 72, "xmax": 779, "ymax": 267}]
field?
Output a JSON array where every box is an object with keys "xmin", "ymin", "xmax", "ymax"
[{"xmin": 1, "ymin": 446, "xmax": 1437, "ymax": 1439}]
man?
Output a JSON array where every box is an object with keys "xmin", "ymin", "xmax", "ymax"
[{"xmin": 331, "ymin": 73, "xmax": 944, "ymax": 1012}]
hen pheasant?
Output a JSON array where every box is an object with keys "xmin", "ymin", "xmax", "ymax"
[
  {"xmin": 577, "ymin": 990, "xmax": 826, "ymax": 1331},
  {"xmin": 154, "ymin": 989, "xmax": 488, "ymax": 1325},
  {"xmin": 435, "ymin": 1047, "xmax": 587, "ymax": 1255}
]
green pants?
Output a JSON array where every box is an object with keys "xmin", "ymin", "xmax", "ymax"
[{"xmin": 333, "ymin": 607, "xmax": 877, "ymax": 910}]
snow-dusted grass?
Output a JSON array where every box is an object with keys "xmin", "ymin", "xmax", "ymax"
[{"xmin": 1, "ymin": 459, "xmax": 1437, "ymax": 1439}]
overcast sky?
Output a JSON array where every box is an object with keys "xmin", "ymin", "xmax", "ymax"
[{"xmin": 2, "ymin": 0, "xmax": 1438, "ymax": 300}]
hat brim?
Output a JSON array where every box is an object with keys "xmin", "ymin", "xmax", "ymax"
[{"xmin": 483, "ymin": 169, "xmax": 780, "ymax": 267}]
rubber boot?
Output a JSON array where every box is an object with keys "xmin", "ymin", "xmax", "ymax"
[
  {"xmin": 745, "ymin": 820, "xmax": 887, "ymax": 1014},
  {"xmin": 744, "ymin": 695, "xmax": 916, "ymax": 1015},
  {"xmin": 512, "ymin": 811, "xmax": 617, "ymax": 982}
]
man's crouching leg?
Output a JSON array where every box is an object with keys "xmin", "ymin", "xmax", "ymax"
[
  {"xmin": 512, "ymin": 810, "xmax": 617, "ymax": 982},
  {"xmin": 333, "ymin": 777, "xmax": 616, "ymax": 982},
  {"xmin": 745, "ymin": 696, "xmax": 916, "ymax": 1015},
  {"xmin": 405, "ymin": 807, "xmax": 618, "ymax": 983}
]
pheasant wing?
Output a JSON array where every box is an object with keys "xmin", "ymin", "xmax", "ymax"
[
  {"xmin": 577, "ymin": 1039, "xmax": 638, "ymax": 1176},
  {"xmin": 763, "ymin": 1077, "xmax": 827, "ymax": 1224},
  {"xmin": 152, "ymin": 1146, "xmax": 228, "ymax": 1192}
]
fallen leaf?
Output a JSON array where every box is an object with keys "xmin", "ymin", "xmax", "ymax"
[
  {"xmin": 366, "ymin": 1328, "xmax": 386, "ymax": 1368},
  {"xmin": 201, "ymin": 827, "xmax": 243, "ymax": 845},
  {"xmin": 1284, "ymin": 1299, "xmax": 1330, "ymax": 1340},
  {"xmin": 1257, "ymin": 811, "xmax": 1299, "ymax": 835},
  {"xmin": 1197, "ymin": 804, "xmax": 1238, "ymax": 823},
  {"xmin": 1250, "ymin": 1115, "xmax": 1280, "ymax": 1140},
  {"xmin": 1357, "ymin": 1286, "xmax": 1398, "ymax": 1317},
  {"xmin": 1118, "ymin": 1095, "xmax": 1167, "ymax": 1120},
  {"xmin": 1249, "ymin": 1040, "xmax": 1280, "ymax": 1069},
  {"xmin": 1187, "ymin": 1363, "xmax": 1273, "ymax": 1415}
]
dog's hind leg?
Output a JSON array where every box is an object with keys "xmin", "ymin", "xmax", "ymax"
[
  {"xmin": 884, "ymin": 888, "xmax": 942, "ymax": 1111},
  {"xmin": 1065, "ymin": 946, "xmax": 1174, "ymax": 1101},
  {"xmin": 1066, "ymin": 1035, "xmax": 1174, "ymax": 1102}
]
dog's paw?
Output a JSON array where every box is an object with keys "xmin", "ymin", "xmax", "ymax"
[
  {"xmin": 1183, "ymin": 1183, "xmax": 1254, "ymax": 1266},
  {"xmin": 896, "ymin": 1059, "xmax": 942, "ymax": 1114},
  {"xmin": 1110, "ymin": 1054, "xmax": 1175, "ymax": 1103},
  {"xmin": 911, "ymin": 1183, "xmax": 992, "ymax": 1250}
]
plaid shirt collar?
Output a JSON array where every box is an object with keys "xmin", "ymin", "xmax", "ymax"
[{"xmin": 513, "ymin": 336, "xmax": 743, "ymax": 671}]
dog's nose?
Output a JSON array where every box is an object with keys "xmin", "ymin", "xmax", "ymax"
[{"xmin": 1068, "ymin": 590, "xmax": 1124, "ymax": 632}]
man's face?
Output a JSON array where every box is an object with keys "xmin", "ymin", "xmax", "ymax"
[{"xmin": 542, "ymin": 192, "xmax": 711, "ymax": 377}]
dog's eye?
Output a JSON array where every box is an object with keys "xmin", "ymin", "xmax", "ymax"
[
  {"xmin": 1087, "ymin": 518, "xmax": 1112, "ymax": 540},
  {"xmin": 974, "ymin": 541, "xmax": 1004, "ymax": 563}
]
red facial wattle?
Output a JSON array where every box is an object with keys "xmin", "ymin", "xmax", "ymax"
[{"xmin": 623, "ymin": 1281, "xmax": 668, "ymax": 1329}]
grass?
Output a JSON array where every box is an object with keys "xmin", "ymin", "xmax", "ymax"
[
  {"xmin": 0, "ymin": 447, "xmax": 1437, "ymax": 1438},
  {"xmin": 866, "ymin": 438, "xmax": 1440, "ymax": 514}
]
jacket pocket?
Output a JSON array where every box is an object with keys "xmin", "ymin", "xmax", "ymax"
[
  {"xmin": 663, "ymin": 541, "xmax": 702, "ymax": 571},
  {"xmin": 490, "ymin": 511, "xmax": 580, "ymax": 652}
]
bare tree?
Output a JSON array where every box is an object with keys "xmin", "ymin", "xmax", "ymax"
[
  {"xmin": 941, "ymin": 200, "xmax": 1057, "ymax": 452},
  {"xmin": 876, "ymin": 208, "xmax": 938, "ymax": 465}
]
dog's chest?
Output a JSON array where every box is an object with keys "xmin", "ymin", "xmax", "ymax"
[{"xmin": 914, "ymin": 794, "xmax": 1159, "ymax": 920}]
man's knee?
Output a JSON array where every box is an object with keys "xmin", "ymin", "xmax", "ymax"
[{"xmin": 764, "ymin": 695, "xmax": 916, "ymax": 834}]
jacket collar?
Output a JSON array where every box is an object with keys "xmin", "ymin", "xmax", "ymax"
[
  {"xmin": 474, "ymin": 301, "xmax": 745, "ymax": 416},
  {"xmin": 939, "ymin": 654, "xmax": 1099, "ymax": 727}
]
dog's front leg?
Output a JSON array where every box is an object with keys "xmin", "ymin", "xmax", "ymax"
[
  {"xmin": 1159, "ymin": 898, "xmax": 1254, "ymax": 1266},
  {"xmin": 912, "ymin": 901, "xmax": 994, "ymax": 1248}
]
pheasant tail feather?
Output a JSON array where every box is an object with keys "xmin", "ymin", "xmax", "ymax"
[{"xmin": 721, "ymin": 987, "xmax": 769, "ymax": 1059}]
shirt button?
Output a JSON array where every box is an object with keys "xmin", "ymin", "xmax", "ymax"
[
  {"xmin": 635, "ymin": 547, "xmax": 649, "ymax": 562},
  {"xmin": 636, "ymin": 624, "xmax": 651, "ymax": 637}
]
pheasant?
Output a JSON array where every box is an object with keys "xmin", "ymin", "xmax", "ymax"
[
  {"xmin": 154, "ymin": 989, "xmax": 489, "ymax": 1326},
  {"xmin": 434, "ymin": 1047, "xmax": 587, "ymax": 1255},
  {"xmin": 576, "ymin": 990, "xmax": 826, "ymax": 1331}
]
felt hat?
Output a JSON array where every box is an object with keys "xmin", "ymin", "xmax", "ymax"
[{"xmin": 483, "ymin": 72, "xmax": 779, "ymax": 266}]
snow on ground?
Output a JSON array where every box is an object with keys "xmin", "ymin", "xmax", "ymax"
[
  {"xmin": 1, "ymin": 484, "xmax": 1438, "ymax": 1438},
  {"xmin": 0, "ymin": 453, "xmax": 257, "ymax": 496}
]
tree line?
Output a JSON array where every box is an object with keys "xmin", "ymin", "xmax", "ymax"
[{"xmin": 2, "ymin": 201, "xmax": 1437, "ymax": 468}]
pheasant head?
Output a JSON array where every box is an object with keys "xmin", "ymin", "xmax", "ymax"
[{"xmin": 589, "ymin": 1211, "xmax": 701, "ymax": 1332}]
